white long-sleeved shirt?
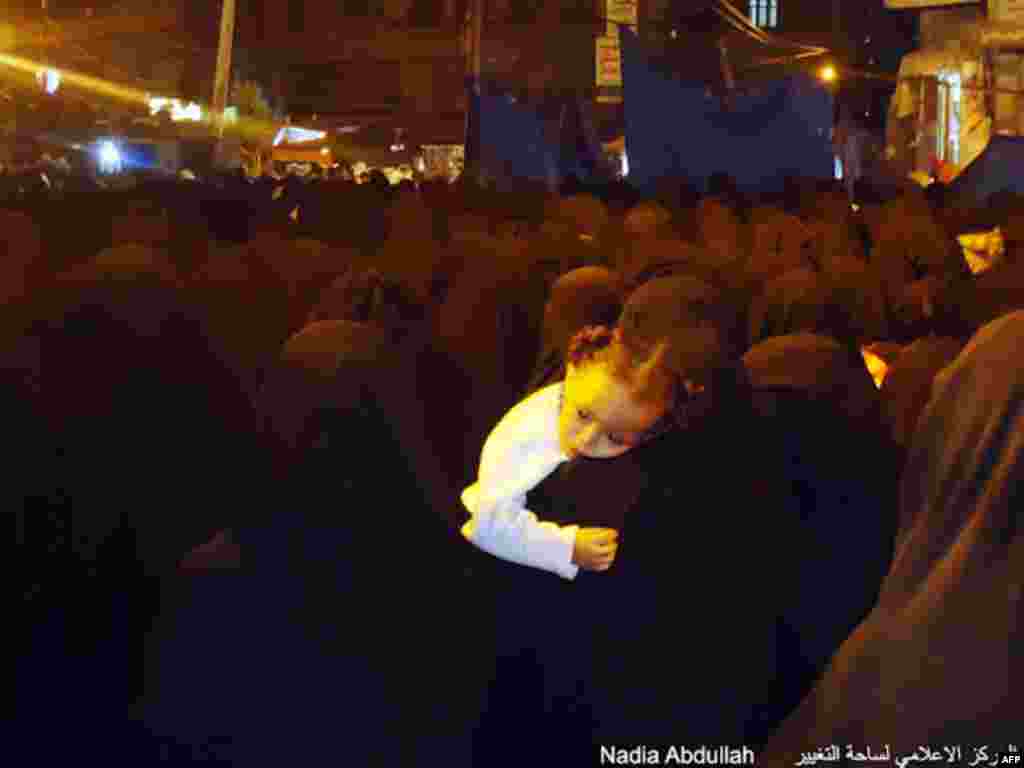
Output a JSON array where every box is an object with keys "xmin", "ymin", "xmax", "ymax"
[{"xmin": 460, "ymin": 382, "xmax": 579, "ymax": 580}]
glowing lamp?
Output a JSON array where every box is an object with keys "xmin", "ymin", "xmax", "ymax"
[
  {"xmin": 38, "ymin": 69, "xmax": 60, "ymax": 94},
  {"xmin": 819, "ymin": 65, "xmax": 837, "ymax": 83},
  {"xmin": 148, "ymin": 97, "xmax": 202, "ymax": 122},
  {"xmin": 97, "ymin": 141, "xmax": 122, "ymax": 174},
  {"xmin": 274, "ymin": 126, "xmax": 327, "ymax": 147},
  {"xmin": 860, "ymin": 347, "xmax": 890, "ymax": 389}
]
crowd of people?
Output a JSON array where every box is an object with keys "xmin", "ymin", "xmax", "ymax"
[{"xmin": 12, "ymin": 165, "xmax": 1022, "ymax": 765}]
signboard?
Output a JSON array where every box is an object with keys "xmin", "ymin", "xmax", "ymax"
[
  {"xmin": 883, "ymin": 1, "xmax": 978, "ymax": 8},
  {"xmin": 597, "ymin": 0, "xmax": 635, "ymax": 91},
  {"xmin": 990, "ymin": 0, "xmax": 1024, "ymax": 24},
  {"xmin": 606, "ymin": 0, "xmax": 638, "ymax": 38},
  {"xmin": 596, "ymin": 36, "xmax": 622, "ymax": 87}
]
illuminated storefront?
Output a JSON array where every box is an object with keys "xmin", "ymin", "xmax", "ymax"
[
  {"xmin": 885, "ymin": 0, "xmax": 1023, "ymax": 181},
  {"xmin": 420, "ymin": 144, "xmax": 464, "ymax": 182},
  {"xmin": 887, "ymin": 49, "xmax": 988, "ymax": 181}
]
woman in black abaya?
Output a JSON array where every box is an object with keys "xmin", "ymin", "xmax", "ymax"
[
  {"xmin": 473, "ymin": 275, "xmax": 804, "ymax": 766},
  {"xmin": 18, "ymin": 254, "xmax": 261, "ymax": 761},
  {"xmin": 760, "ymin": 310, "xmax": 1023, "ymax": 760},
  {"xmin": 196, "ymin": 319, "xmax": 481, "ymax": 766}
]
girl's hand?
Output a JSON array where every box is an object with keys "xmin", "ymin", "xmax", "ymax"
[{"xmin": 572, "ymin": 527, "xmax": 619, "ymax": 572}]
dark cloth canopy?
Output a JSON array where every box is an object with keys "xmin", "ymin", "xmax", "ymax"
[{"xmin": 620, "ymin": 28, "xmax": 834, "ymax": 195}]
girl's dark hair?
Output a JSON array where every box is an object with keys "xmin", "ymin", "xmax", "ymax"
[
  {"xmin": 565, "ymin": 325, "xmax": 675, "ymax": 414},
  {"xmin": 566, "ymin": 324, "xmax": 615, "ymax": 367}
]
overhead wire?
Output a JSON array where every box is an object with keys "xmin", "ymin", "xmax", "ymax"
[
  {"xmin": 715, "ymin": 0, "xmax": 828, "ymax": 53},
  {"xmin": 712, "ymin": 2, "xmax": 771, "ymax": 44}
]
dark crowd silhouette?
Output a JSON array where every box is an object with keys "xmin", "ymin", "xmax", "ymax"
[{"xmin": 12, "ymin": 164, "xmax": 1022, "ymax": 765}]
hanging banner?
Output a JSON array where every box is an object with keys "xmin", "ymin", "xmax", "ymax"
[
  {"xmin": 596, "ymin": 36, "xmax": 622, "ymax": 87},
  {"xmin": 606, "ymin": 0, "xmax": 638, "ymax": 39},
  {"xmin": 620, "ymin": 28, "xmax": 835, "ymax": 194}
]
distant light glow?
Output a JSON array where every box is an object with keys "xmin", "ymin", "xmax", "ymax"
[
  {"xmin": 958, "ymin": 228, "xmax": 1005, "ymax": 275},
  {"xmin": 860, "ymin": 347, "xmax": 890, "ymax": 390},
  {"xmin": 273, "ymin": 125, "xmax": 327, "ymax": 147},
  {"xmin": 621, "ymin": 151, "xmax": 629, "ymax": 177},
  {"xmin": 148, "ymin": 97, "xmax": 202, "ymax": 122},
  {"xmin": 382, "ymin": 165, "xmax": 413, "ymax": 185},
  {"xmin": 38, "ymin": 68, "xmax": 60, "ymax": 94},
  {"xmin": 835, "ymin": 156, "xmax": 844, "ymax": 179},
  {"xmin": 819, "ymin": 65, "xmax": 837, "ymax": 83},
  {"xmin": 97, "ymin": 141, "xmax": 121, "ymax": 174},
  {"xmin": 390, "ymin": 143, "xmax": 406, "ymax": 152},
  {"xmin": 909, "ymin": 171, "xmax": 933, "ymax": 188}
]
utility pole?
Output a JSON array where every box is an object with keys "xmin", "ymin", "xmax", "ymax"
[
  {"xmin": 832, "ymin": 0, "xmax": 841, "ymax": 59},
  {"xmin": 212, "ymin": 0, "xmax": 236, "ymax": 167},
  {"xmin": 463, "ymin": 0, "xmax": 483, "ymax": 183}
]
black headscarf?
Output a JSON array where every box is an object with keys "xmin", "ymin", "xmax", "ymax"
[
  {"xmin": 239, "ymin": 319, "xmax": 478, "ymax": 764},
  {"xmin": 746, "ymin": 268, "xmax": 836, "ymax": 349}
]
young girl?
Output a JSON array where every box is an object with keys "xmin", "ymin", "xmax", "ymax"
[{"xmin": 460, "ymin": 325, "xmax": 676, "ymax": 579}]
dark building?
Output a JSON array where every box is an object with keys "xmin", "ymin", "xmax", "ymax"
[{"xmin": 172, "ymin": 0, "xmax": 609, "ymax": 146}]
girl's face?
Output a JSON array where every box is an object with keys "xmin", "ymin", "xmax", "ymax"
[{"xmin": 558, "ymin": 361, "xmax": 665, "ymax": 460}]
